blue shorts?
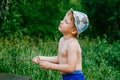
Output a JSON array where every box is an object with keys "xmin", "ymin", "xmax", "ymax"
[{"xmin": 62, "ymin": 70, "xmax": 84, "ymax": 80}]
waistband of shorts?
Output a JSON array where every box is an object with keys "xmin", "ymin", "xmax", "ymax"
[{"xmin": 62, "ymin": 70, "xmax": 83, "ymax": 76}]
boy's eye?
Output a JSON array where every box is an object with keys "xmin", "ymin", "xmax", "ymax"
[{"xmin": 65, "ymin": 19, "xmax": 69, "ymax": 24}]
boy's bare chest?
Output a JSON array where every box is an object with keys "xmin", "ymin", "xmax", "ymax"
[{"xmin": 58, "ymin": 42, "xmax": 68, "ymax": 56}]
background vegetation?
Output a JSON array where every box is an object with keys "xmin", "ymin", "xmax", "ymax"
[
  {"xmin": 0, "ymin": 0, "xmax": 120, "ymax": 80},
  {"xmin": 81, "ymin": 0, "xmax": 120, "ymax": 41},
  {"xmin": 0, "ymin": 0, "xmax": 120, "ymax": 41}
]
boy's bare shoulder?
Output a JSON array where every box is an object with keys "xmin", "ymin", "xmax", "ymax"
[
  {"xmin": 67, "ymin": 38, "xmax": 79, "ymax": 47},
  {"xmin": 69, "ymin": 38, "xmax": 82, "ymax": 53},
  {"xmin": 71, "ymin": 38, "xmax": 79, "ymax": 44}
]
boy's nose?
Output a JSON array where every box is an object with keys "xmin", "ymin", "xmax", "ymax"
[{"xmin": 60, "ymin": 20, "xmax": 63, "ymax": 24}]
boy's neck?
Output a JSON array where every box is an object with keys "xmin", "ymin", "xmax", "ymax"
[{"xmin": 63, "ymin": 35, "xmax": 75, "ymax": 40}]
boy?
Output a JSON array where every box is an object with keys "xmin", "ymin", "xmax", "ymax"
[{"xmin": 33, "ymin": 8, "xmax": 89, "ymax": 80}]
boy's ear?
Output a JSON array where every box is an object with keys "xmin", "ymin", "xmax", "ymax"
[{"xmin": 71, "ymin": 28, "xmax": 77, "ymax": 35}]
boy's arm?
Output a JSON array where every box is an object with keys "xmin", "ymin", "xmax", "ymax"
[
  {"xmin": 39, "ymin": 41, "xmax": 78, "ymax": 73},
  {"xmin": 32, "ymin": 56, "xmax": 59, "ymax": 64},
  {"xmin": 39, "ymin": 56, "xmax": 59, "ymax": 63}
]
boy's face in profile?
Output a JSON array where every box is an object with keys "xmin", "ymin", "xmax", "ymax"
[{"xmin": 58, "ymin": 10, "xmax": 75, "ymax": 35}]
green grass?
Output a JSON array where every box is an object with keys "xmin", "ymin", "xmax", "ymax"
[
  {"xmin": 81, "ymin": 37, "xmax": 120, "ymax": 80},
  {"xmin": 0, "ymin": 36, "xmax": 120, "ymax": 80}
]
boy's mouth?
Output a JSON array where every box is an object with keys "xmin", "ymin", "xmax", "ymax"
[{"xmin": 59, "ymin": 24, "xmax": 62, "ymax": 28}]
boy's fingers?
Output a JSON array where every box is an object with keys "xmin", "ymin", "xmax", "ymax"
[
  {"xmin": 32, "ymin": 56, "xmax": 41, "ymax": 64},
  {"xmin": 32, "ymin": 58, "xmax": 36, "ymax": 62},
  {"xmin": 39, "ymin": 61, "xmax": 44, "ymax": 67},
  {"xmin": 37, "ymin": 56, "xmax": 41, "ymax": 61}
]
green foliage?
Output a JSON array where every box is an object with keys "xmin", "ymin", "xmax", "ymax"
[
  {"xmin": 0, "ymin": 36, "xmax": 60, "ymax": 80},
  {"xmin": 81, "ymin": 37, "xmax": 120, "ymax": 80},
  {"xmin": 18, "ymin": 0, "xmax": 62, "ymax": 37},
  {"xmin": 81, "ymin": 0, "xmax": 120, "ymax": 41},
  {"xmin": 0, "ymin": 0, "xmax": 23, "ymax": 36},
  {"xmin": 1, "ymin": 0, "xmax": 120, "ymax": 41},
  {"xmin": 0, "ymin": 0, "xmax": 82, "ymax": 39},
  {"xmin": 0, "ymin": 36, "xmax": 120, "ymax": 80},
  {"xmin": 0, "ymin": 0, "xmax": 63, "ymax": 38}
]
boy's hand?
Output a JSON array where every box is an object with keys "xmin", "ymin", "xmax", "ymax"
[
  {"xmin": 39, "ymin": 61, "xmax": 51, "ymax": 69},
  {"xmin": 32, "ymin": 56, "xmax": 41, "ymax": 64}
]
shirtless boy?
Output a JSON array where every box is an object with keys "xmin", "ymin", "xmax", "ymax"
[{"xmin": 32, "ymin": 8, "xmax": 89, "ymax": 80}]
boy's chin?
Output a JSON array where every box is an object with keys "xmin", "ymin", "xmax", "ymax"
[{"xmin": 58, "ymin": 28, "xmax": 61, "ymax": 31}]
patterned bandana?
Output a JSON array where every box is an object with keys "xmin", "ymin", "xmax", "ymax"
[{"xmin": 71, "ymin": 9, "xmax": 89, "ymax": 35}]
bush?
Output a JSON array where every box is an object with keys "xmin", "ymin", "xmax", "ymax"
[
  {"xmin": 0, "ymin": 0, "xmax": 23, "ymax": 36},
  {"xmin": 0, "ymin": 0, "xmax": 83, "ymax": 39},
  {"xmin": 80, "ymin": 37, "xmax": 120, "ymax": 80},
  {"xmin": 81, "ymin": 0, "xmax": 120, "ymax": 41}
]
